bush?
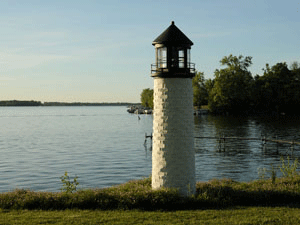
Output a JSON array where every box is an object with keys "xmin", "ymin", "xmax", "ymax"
[
  {"xmin": 60, "ymin": 171, "xmax": 79, "ymax": 194},
  {"xmin": 280, "ymin": 156, "xmax": 299, "ymax": 178}
]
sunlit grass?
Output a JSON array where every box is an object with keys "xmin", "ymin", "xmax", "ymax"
[
  {"xmin": 1, "ymin": 207, "xmax": 300, "ymax": 224},
  {"xmin": 1, "ymin": 175, "xmax": 300, "ymax": 211}
]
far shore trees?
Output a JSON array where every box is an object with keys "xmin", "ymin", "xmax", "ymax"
[
  {"xmin": 208, "ymin": 55, "xmax": 253, "ymax": 114},
  {"xmin": 252, "ymin": 62, "xmax": 300, "ymax": 114},
  {"xmin": 140, "ymin": 88, "xmax": 154, "ymax": 109},
  {"xmin": 192, "ymin": 55, "xmax": 300, "ymax": 115},
  {"xmin": 192, "ymin": 71, "xmax": 208, "ymax": 108},
  {"xmin": 141, "ymin": 55, "xmax": 300, "ymax": 115},
  {"xmin": 0, "ymin": 100, "xmax": 42, "ymax": 106}
]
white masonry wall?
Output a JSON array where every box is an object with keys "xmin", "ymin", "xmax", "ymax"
[{"xmin": 152, "ymin": 77, "xmax": 195, "ymax": 196}]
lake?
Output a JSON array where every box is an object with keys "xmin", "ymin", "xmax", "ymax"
[{"xmin": 0, "ymin": 106, "xmax": 300, "ymax": 192}]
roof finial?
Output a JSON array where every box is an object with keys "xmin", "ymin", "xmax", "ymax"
[{"xmin": 171, "ymin": 21, "xmax": 175, "ymax": 25}]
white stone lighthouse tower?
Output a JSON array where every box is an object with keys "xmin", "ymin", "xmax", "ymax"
[{"xmin": 151, "ymin": 21, "xmax": 196, "ymax": 196}]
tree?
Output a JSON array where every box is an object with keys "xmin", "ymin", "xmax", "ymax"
[
  {"xmin": 140, "ymin": 88, "xmax": 153, "ymax": 109},
  {"xmin": 208, "ymin": 55, "xmax": 253, "ymax": 114},
  {"xmin": 254, "ymin": 62, "xmax": 300, "ymax": 114},
  {"xmin": 192, "ymin": 71, "xmax": 208, "ymax": 107},
  {"xmin": 290, "ymin": 62, "xmax": 300, "ymax": 112},
  {"xmin": 290, "ymin": 61, "xmax": 299, "ymax": 71}
]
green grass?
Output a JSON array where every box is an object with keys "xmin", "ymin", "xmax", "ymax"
[
  {"xmin": 1, "ymin": 175, "xmax": 300, "ymax": 210},
  {"xmin": 1, "ymin": 207, "xmax": 300, "ymax": 224}
]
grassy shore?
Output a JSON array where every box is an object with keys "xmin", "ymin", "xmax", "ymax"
[
  {"xmin": 2, "ymin": 175, "xmax": 300, "ymax": 210},
  {"xmin": 1, "ymin": 157, "xmax": 299, "ymax": 224},
  {"xmin": 1, "ymin": 173, "xmax": 300, "ymax": 224}
]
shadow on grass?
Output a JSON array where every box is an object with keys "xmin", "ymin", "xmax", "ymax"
[{"xmin": 1, "ymin": 176, "xmax": 300, "ymax": 211}]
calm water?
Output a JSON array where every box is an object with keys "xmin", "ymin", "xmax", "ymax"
[{"xmin": 0, "ymin": 106, "xmax": 300, "ymax": 192}]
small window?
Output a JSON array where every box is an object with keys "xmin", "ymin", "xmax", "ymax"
[
  {"xmin": 187, "ymin": 49, "xmax": 191, "ymax": 68},
  {"xmin": 178, "ymin": 49, "xmax": 184, "ymax": 68},
  {"xmin": 157, "ymin": 47, "xmax": 167, "ymax": 68}
]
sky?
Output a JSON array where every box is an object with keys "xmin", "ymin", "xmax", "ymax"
[{"xmin": 0, "ymin": 0, "xmax": 299, "ymax": 103}]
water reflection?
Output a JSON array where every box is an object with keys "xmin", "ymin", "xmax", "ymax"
[{"xmin": 194, "ymin": 114, "xmax": 300, "ymax": 182}]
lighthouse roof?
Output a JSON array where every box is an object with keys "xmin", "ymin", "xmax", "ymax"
[{"xmin": 152, "ymin": 21, "xmax": 193, "ymax": 46}]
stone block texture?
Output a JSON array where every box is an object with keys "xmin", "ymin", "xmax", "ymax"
[{"xmin": 152, "ymin": 78, "xmax": 195, "ymax": 196}]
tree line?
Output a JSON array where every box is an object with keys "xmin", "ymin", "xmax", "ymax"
[
  {"xmin": 141, "ymin": 54, "xmax": 300, "ymax": 115},
  {"xmin": 0, "ymin": 100, "xmax": 42, "ymax": 106},
  {"xmin": 0, "ymin": 101, "xmax": 136, "ymax": 107},
  {"xmin": 43, "ymin": 102, "xmax": 133, "ymax": 106}
]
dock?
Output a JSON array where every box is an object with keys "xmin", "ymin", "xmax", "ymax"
[{"xmin": 194, "ymin": 136, "xmax": 300, "ymax": 145}]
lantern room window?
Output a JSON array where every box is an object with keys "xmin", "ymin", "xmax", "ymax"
[
  {"xmin": 157, "ymin": 47, "xmax": 167, "ymax": 68},
  {"xmin": 178, "ymin": 49, "xmax": 184, "ymax": 68},
  {"xmin": 170, "ymin": 47, "xmax": 188, "ymax": 69},
  {"xmin": 187, "ymin": 49, "xmax": 191, "ymax": 68}
]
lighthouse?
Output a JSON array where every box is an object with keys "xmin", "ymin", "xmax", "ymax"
[{"xmin": 151, "ymin": 21, "xmax": 196, "ymax": 196}]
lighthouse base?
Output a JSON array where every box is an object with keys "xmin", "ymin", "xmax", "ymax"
[{"xmin": 152, "ymin": 78, "xmax": 195, "ymax": 196}]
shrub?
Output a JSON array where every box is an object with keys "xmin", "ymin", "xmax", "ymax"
[
  {"xmin": 60, "ymin": 171, "xmax": 79, "ymax": 193},
  {"xmin": 280, "ymin": 156, "xmax": 299, "ymax": 178}
]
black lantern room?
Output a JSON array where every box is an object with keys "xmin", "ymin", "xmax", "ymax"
[{"xmin": 151, "ymin": 21, "xmax": 195, "ymax": 78}]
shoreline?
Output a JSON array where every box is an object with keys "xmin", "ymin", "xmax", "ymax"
[{"xmin": 0, "ymin": 100, "xmax": 139, "ymax": 107}]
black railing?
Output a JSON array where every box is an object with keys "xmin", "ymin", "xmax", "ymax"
[{"xmin": 151, "ymin": 62, "xmax": 195, "ymax": 74}]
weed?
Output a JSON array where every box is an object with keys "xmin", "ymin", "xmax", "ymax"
[
  {"xmin": 280, "ymin": 156, "xmax": 299, "ymax": 178},
  {"xmin": 258, "ymin": 164, "xmax": 277, "ymax": 184},
  {"xmin": 60, "ymin": 171, "xmax": 79, "ymax": 193},
  {"xmin": 258, "ymin": 167, "xmax": 267, "ymax": 180},
  {"xmin": 271, "ymin": 164, "xmax": 277, "ymax": 184}
]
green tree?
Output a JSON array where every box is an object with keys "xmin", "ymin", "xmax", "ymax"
[
  {"xmin": 208, "ymin": 55, "xmax": 253, "ymax": 114},
  {"xmin": 140, "ymin": 88, "xmax": 153, "ymax": 109},
  {"xmin": 254, "ymin": 62, "xmax": 300, "ymax": 114},
  {"xmin": 192, "ymin": 71, "xmax": 208, "ymax": 108},
  {"xmin": 290, "ymin": 63, "xmax": 300, "ymax": 111},
  {"xmin": 290, "ymin": 61, "xmax": 299, "ymax": 71}
]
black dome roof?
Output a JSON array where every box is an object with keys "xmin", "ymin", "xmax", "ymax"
[{"xmin": 152, "ymin": 21, "xmax": 193, "ymax": 46}]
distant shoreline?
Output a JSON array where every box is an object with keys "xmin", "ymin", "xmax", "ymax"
[{"xmin": 0, "ymin": 100, "xmax": 140, "ymax": 107}]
